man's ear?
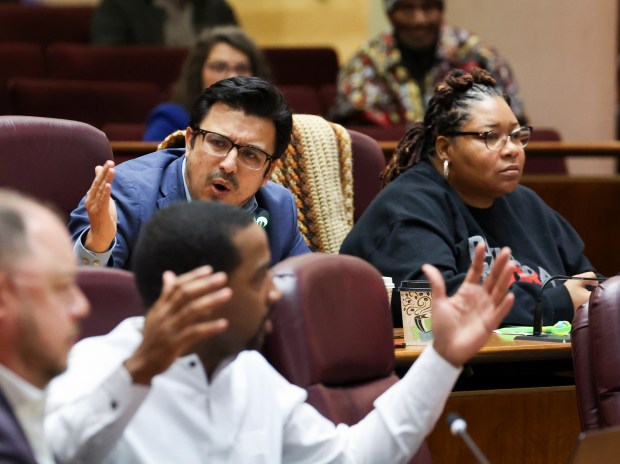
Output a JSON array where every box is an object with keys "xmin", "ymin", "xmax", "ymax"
[
  {"xmin": 0, "ymin": 273, "xmax": 12, "ymax": 317},
  {"xmin": 185, "ymin": 127, "xmax": 194, "ymax": 154},
  {"xmin": 435, "ymin": 135, "xmax": 452, "ymax": 162},
  {"xmin": 261, "ymin": 162, "xmax": 277, "ymax": 187}
]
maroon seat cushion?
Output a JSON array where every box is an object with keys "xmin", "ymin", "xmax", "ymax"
[
  {"xmin": 263, "ymin": 253, "xmax": 432, "ymax": 463},
  {"xmin": 0, "ymin": 42, "xmax": 45, "ymax": 114},
  {"xmin": 348, "ymin": 129, "xmax": 385, "ymax": 221},
  {"xmin": 77, "ymin": 267, "xmax": 145, "ymax": 339},
  {"xmin": 589, "ymin": 276, "xmax": 620, "ymax": 428},
  {"xmin": 47, "ymin": 43, "xmax": 188, "ymax": 92},
  {"xmin": 8, "ymin": 78, "xmax": 163, "ymax": 129},
  {"xmin": 278, "ymin": 85, "xmax": 323, "ymax": 116},
  {"xmin": 263, "ymin": 47, "xmax": 339, "ymax": 87},
  {"xmin": 0, "ymin": 5, "xmax": 92, "ymax": 45},
  {"xmin": 0, "ymin": 115, "xmax": 113, "ymax": 219},
  {"xmin": 572, "ymin": 302, "xmax": 601, "ymax": 430}
]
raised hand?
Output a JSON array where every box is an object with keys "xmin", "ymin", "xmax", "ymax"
[
  {"xmin": 424, "ymin": 243, "xmax": 516, "ymax": 367},
  {"xmin": 124, "ymin": 266, "xmax": 232, "ymax": 385},
  {"xmin": 84, "ymin": 160, "xmax": 118, "ymax": 252}
]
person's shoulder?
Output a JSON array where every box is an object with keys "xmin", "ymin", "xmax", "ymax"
[
  {"xmin": 441, "ymin": 23, "xmax": 497, "ymax": 54},
  {"xmin": 147, "ymin": 103, "xmax": 188, "ymax": 120},
  {"xmin": 258, "ymin": 181, "xmax": 295, "ymax": 203},
  {"xmin": 384, "ymin": 162, "xmax": 447, "ymax": 199},
  {"xmin": 502, "ymin": 185, "xmax": 554, "ymax": 215},
  {"xmin": 236, "ymin": 351, "xmax": 305, "ymax": 394},
  {"xmin": 508, "ymin": 184, "xmax": 544, "ymax": 202},
  {"xmin": 348, "ymin": 31, "xmax": 395, "ymax": 59},
  {"xmin": 116, "ymin": 149, "xmax": 185, "ymax": 174},
  {"xmin": 74, "ymin": 317, "xmax": 145, "ymax": 354}
]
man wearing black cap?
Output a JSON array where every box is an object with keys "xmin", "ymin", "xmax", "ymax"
[{"xmin": 332, "ymin": 0, "xmax": 526, "ymax": 127}]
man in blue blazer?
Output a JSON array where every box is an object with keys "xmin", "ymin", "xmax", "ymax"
[
  {"xmin": 69, "ymin": 77, "xmax": 310, "ymax": 270},
  {"xmin": 0, "ymin": 189, "xmax": 90, "ymax": 464}
]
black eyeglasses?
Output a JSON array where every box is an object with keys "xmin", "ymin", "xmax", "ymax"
[
  {"xmin": 194, "ymin": 129, "xmax": 274, "ymax": 171},
  {"xmin": 443, "ymin": 126, "xmax": 533, "ymax": 151},
  {"xmin": 204, "ymin": 62, "xmax": 252, "ymax": 75}
]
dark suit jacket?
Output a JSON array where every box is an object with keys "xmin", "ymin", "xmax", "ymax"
[
  {"xmin": 69, "ymin": 149, "xmax": 310, "ymax": 269},
  {"xmin": 0, "ymin": 388, "xmax": 37, "ymax": 464},
  {"xmin": 91, "ymin": 0, "xmax": 238, "ymax": 45}
]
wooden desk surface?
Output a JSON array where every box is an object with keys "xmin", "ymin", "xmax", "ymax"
[{"xmin": 394, "ymin": 329, "xmax": 572, "ymax": 368}]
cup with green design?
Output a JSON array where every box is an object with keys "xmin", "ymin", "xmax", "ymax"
[{"xmin": 399, "ymin": 280, "xmax": 433, "ymax": 345}]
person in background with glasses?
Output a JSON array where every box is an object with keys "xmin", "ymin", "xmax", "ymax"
[
  {"xmin": 143, "ymin": 25, "xmax": 271, "ymax": 142},
  {"xmin": 69, "ymin": 76, "xmax": 310, "ymax": 270},
  {"xmin": 341, "ymin": 68, "xmax": 597, "ymax": 328}
]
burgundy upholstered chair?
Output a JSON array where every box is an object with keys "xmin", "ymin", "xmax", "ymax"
[
  {"xmin": 46, "ymin": 43, "xmax": 188, "ymax": 92},
  {"xmin": 278, "ymin": 85, "xmax": 324, "ymax": 116},
  {"xmin": 77, "ymin": 267, "xmax": 146, "ymax": 340},
  {"xmin": 0, "ymin": 42, "xmax": 45, "ymax": 114},
  {"xmin": 0, "ymin": 5, "xmax": 93, "ymax": 45},
  {"xmin": 263, "ymin": 47, "xmax": 339, "ymax": 88},
  {"xmin": 0, "ymin": 115, "xmax": 113, "ymax": 219},
  {"xmin": 348, "ymin": 129, "xmax": 386, "ymax": 221},
  {"xmin": 263, "ymin": 253, "xmax": 432, "ymax": 463},
  {"xmin": 572, "ymin": 276, "xmax": 620, "ymax": 431},
  {"xmin": 7, "ymin": 78, "xmax": 163, "ymax": 130}
]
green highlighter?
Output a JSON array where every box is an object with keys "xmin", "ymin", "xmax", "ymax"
[{"xmin": 495, "ymin": 320, "xmax": 572, "ymax": 337}]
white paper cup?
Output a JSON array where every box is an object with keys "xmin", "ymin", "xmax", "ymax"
[
  {"xmin": 399, "ymin": 280, "xmax": 433, "ymax": 345},
  {"xmin": 382, "ymin": 276, "xmax": 395, "ymax": 305}
]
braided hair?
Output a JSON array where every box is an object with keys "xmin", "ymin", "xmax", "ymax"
[{"xmin": 381, "ymin": 68, "xmax": 510, "ymax": 185}]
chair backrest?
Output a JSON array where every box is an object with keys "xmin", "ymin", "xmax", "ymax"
[
  {"xmin": 46, "ymin": 43, "xmax": 188, "ymax": 92},
  {"xmin": 572, "ymin": 276, "xmax": 620, "ymax": 430},
  {"xmin": 0, "ymin": 42, "xmax": 45, "ymax": 113},
  {"xmin": 0, "ymin": 5, "xmax": 93, "ymax": 45},
  {"xmin": 263, "ymin": 253, "xmax": 431, "ymax": 463},
  {"xmin": 8, "ymin": 78, "xmax": 163, "ymax": 129},
  {"xmin": 572, "ymin": 302, "xmax": 601, "ymax": 431},
  {"xmin": 0, "ymin": 115, "xmax": 113, "ymax": 219},
  {"xmin": 263, "ymin": 47, "xmax": 339, "ymax": 88},
  {"xmin": 348, "ymin": 129, "xmax": 386, "ymax": 221},
  {"xmin": 277, "ymin": 85, "xmax": 324, "ymax": 116},
  {"xmin": 271, "ymin": 114, "xmax": 353, "ymax": 253},
  {"xmin": 77, "ymin": 267, "xmax": 145, "ymax": 339}
]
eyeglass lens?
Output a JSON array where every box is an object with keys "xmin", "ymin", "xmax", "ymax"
[
  {"xmin": 485, "ymin": 127, "xmax": 531, "ymax": 150},
  {"xmin": 206, "ymin": 62, "xmax": 252, "ymax": 75},
  {"xmin": 202, "ymin": 131, "xmax": 267, "ymax": 170}
]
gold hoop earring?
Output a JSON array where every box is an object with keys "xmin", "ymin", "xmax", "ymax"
[{"xmin": 443, "ymin": 160, "xmax": 450, "ymax": 180}]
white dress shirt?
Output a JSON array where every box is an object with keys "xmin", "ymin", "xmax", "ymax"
[
  {"xmin": 46, "ymin": 317, "xmax": 460, "ymax": 463},
  {"xmin": 0, "ymin": 364, "xmax": 55, "ymax": 464}
]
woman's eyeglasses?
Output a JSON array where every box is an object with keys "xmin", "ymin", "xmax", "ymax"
[{"xmin": 443, "ymin": 126, "xmax": 533, "ymax": 151}]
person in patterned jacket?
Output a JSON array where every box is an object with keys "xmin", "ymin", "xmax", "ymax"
[{"xmin": 331, "ymin": 0, "xmax": 526, "ymax": 127}]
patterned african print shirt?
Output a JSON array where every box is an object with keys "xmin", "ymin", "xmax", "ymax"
[{"xmin": 332, "ymin": 25, "xmax": 525, "ymax": 127}]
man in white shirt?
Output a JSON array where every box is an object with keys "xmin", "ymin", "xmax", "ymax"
[
  {"xmin": 0, "ymin": 189, "xmax": 90, "ymax": 464},
  {"xmin": 46, "ymin": 201, "xmax": 516, "ymax": 463}
]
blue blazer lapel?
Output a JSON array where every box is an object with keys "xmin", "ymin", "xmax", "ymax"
[{"xmin": 157, "ymin": 153, "xmax": 187, "ymax": 210}]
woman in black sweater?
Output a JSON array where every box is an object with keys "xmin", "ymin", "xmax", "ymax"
[{"xmin": 340, "ymin": 68, "xmax": 597, "ymax": 327}]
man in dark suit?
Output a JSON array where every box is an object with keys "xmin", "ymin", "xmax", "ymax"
[
  {"xmin": 0, "ymin": 190, "xmax": 90, "ymax": 463},
  {"xmin": 69, "ymin": 76, "xmax": 310, "ymax": 270}
]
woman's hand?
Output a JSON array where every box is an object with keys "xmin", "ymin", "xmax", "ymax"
[{"xmin": 564, "ymin": 271, "xmax": 599, "ymax": 310}]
